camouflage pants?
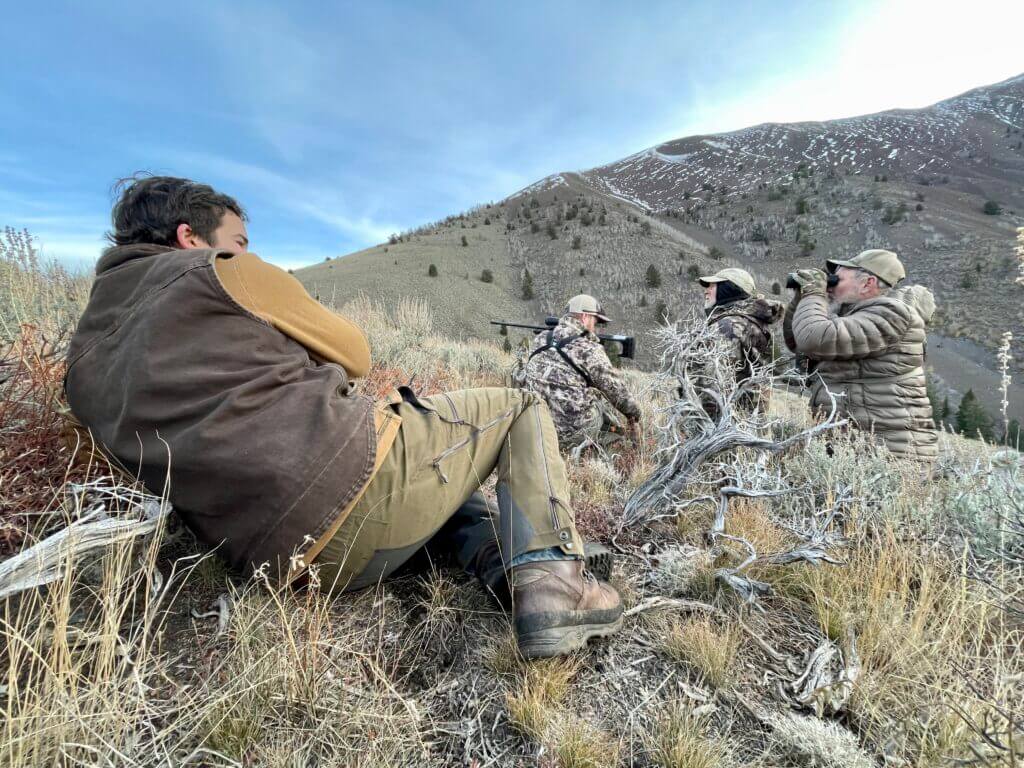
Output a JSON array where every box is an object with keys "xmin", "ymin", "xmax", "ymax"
[
  {"xmin": 315, "ymin": 387, "xmax": 584, "ymax": 594},
  {"xmin": 562, "ymin": 399, "xmax": 631, "ymax": 451}
]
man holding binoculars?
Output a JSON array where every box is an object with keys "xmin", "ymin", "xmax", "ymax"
[{"xmin": 782, "ymin": 249, "xmax": 938, "ymax": 461}]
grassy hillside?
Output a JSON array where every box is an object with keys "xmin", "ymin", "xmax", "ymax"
[
  {"xmin": 297, "ymin": 179, "xmax": 776, "ymax": 366},
  {"xmin": 2, "ymin": 237, "xmax": 1022, "ymax": 767}
]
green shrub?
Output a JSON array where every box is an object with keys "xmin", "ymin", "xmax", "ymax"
[
  {"xmin": 646, "ymin": 264, "xmax": 662, "ymax": 288},
  {"xmin": 956, "ymin": 390, "xmax": 994, "ymax": 441},
  {"xmin": 480, "ymin": 269, "xmax": 493, "ymax": 283},
  {"xmin": 427, "ymin": 264, "xmax": 438, "ymax": 277},
  {"xmin": 653, "ymin": 299, "xmax": 668, "ymax": 322},
  {"xmin": 521, "ymin": 269, "xmax": 534, "ymax": 300},
  {"xmin": 982, "ymin": 200, "xmax": 1002, "ymax": 215}
]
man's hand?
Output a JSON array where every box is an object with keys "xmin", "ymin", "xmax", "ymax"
[{"xmin": 790, "ymin": 268, "xmax": 827, "ymax": 295}]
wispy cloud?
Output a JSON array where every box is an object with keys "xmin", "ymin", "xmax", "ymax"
[{"xmin": 163, "ymin": 152, "xmax": 400, "ymax": 244}]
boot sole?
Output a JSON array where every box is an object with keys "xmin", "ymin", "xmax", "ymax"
[
  {"xmin": 517, "ymin": 611, "xmax": 624, "ymax": 659},
  {"xmin": 583, "ymin": 543, "xmax": 613, "ymax": 582}
]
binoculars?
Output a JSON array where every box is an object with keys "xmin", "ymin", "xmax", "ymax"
[{"xmin": 785, "ymin": 272, "xmax": 841, "ymax": 291}]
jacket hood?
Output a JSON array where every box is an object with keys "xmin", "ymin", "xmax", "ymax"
[
  {"xmin": 95, "ymin": 243, "xmax": 174, "ymax": 275},
  {"xmin": 709, "ymin": 296, "xmax": 784, "ymax": 326},
  {"xmin": 892, "ymin": 285, "xmax": 936, "ymax": 323}
]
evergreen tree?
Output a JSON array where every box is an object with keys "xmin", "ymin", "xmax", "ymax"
[
  {"xmin": 956, "ymin": 390, "xmax": 994, "ymax": 441},
  {"xmin": 521, "ymin": 269, "xmax": 534, "ymax": 300},
  {"xmin": 645, "ymin": 264, "xmax": 662, "ymax": 288},
  {"xmin": 653, "ymin": 299, "xmax": 668, "ymax": 322},
  {"xmin": 428, "ymin": 264, "xmax": 438, "ymax": 277}
]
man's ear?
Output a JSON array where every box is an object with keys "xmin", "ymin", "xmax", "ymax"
[{"xmin": 175, "ymin": 222, "xmax": 208, "ymax": 250}]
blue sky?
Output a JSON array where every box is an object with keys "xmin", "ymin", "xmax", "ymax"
[{"xmin": 2, "ymin": 1, "xmax": 1022, "ymax": 270}]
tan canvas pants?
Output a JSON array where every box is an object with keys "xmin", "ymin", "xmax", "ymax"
[{"xmin": 315, "ymin": 387, "xmax": 584, "ymax": 593}]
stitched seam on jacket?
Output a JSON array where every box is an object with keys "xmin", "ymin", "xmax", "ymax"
[{"xmin": 66, "ymin": 259, "xmax": 211, "ymax": 373}]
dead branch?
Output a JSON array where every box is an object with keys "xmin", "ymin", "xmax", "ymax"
[
  {"xmin": 0, "ymin": 481, "xmax": 168, "ymax": 599},
  {"xmin": 621, "ymin": 315, "xmax": 846, "ymax": 530}
]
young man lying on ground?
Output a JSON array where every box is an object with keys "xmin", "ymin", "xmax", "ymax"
[{"xmin": 65, "ymin": 175, "xmax": 622, "ymax": 658}]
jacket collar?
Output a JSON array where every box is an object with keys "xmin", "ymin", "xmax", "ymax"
[
  {"xmin": 558, "ymin": 313, "xmax": 595, "ymax": 339},
  {"xmin": 95, "ymin": 243, "xmax": 175, "ymax": 275}
]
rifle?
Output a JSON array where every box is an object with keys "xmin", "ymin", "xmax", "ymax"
[{"xmin": 490, "ymin": 317, "xmax": 636, "ymax": 360}]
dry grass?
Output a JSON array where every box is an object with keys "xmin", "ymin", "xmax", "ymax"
[
  {"xmin": 551, "ymin": 716, "xmax": 621, "ymax": 768},
  {"xmin": 505, "ymin": 655, "xmax": 582, "ymax": 740},
  {"xmin": 647, "ymin": 705, "xmax": 728, "ymax": 768},
  {"xmin": 662, "ymin": 617, "xmax": 741, "ymax": 689},
  {"xmin": 2, "ymin": 226, "xmax": 1024, "ymax": 766}
]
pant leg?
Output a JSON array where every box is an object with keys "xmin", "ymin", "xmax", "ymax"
[{"xmin": 315, "ymin": 387, "xmax": 583, "ymax": 593}]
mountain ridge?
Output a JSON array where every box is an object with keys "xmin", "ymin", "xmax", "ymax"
[{"xmin": 299, "ymin": 71, "xmax": 1024, "ymax": 421}]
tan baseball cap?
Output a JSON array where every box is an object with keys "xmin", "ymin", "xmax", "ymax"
[
  {"xmin": 826, "ymin": 249, "xmax": 905, "ymax": 287},
  {"xmin": 698, "ymin": 267, "xmax": 756, "ymax": 296},
  {"xmin": 566, "ymin": 294, "xmax": 611, "ymax": 323}
]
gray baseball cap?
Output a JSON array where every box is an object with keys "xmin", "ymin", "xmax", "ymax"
[
  {"xmin": 566, "ymin": 294, "xmax": 611, "ymax": 323},
  {"xmin": 826, "ymin": 249, "xmax": 905, "ymax": 287},
  {"xmin": 698, "ymin": 267, "xmax": 756, "ymax": 296}
]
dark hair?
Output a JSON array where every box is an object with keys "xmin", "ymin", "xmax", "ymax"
[
  {"xmin": 107, "ymin": 174, "xmax": 246, "ymax": 247},
  {"xmin": 713, "ymin": 279, "xmax": 749, "ymax": 306}
]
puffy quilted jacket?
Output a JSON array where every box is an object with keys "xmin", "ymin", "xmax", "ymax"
[{"xmin": 786, "ymin": 285, "xmax": 938, "ymax": 461}]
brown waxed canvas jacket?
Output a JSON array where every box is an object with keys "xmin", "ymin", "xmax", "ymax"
[
  {"xmin": 785, "ymin": 284, "xmax": 938, "ymax": 461},
  {"xmin": 65, "ymin": 245, "xmax": 380, "ymax": 579}
]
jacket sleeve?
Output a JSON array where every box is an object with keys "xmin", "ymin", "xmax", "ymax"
[
  {"xmin": 791, "ymin": 294, "xmax": 912, "ymax": 362},
  {"xmin": 782, "ymin": 296, "xmax": 800, "ymax": 353},
  {"xmin": 215, "ymin": 252, "xmax": 372, "ymax": 378},
  {"xmin": 717, "ymin": 317, "xmax": 751, "ymax": 367},
  {"xmin": 575, "ymin": 341, "xmax": 641, "ymax": 421}
]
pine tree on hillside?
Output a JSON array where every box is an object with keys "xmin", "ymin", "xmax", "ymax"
[
  {"xmin": 521, "ymin": 269, "xmax": 534, "ymax": 300},
  {"xmin": 646, "ymin": 264, "xmax": 662, "ymax": 288},
  {"xmin": 955, "ymin": 390, "xmax": 994, "ymax": 441},
  {"xmin": 653, "ymin": 299, "xmax": 668, "ymax": 322}
]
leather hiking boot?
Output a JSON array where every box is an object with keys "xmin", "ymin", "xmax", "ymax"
[
  {"xmin": 512, "ymin": 559, "xmax": 623, "ymax": 659},
  {"xmin": 473, "ymin": 542, "xmax": 615, "ymax": 607}
]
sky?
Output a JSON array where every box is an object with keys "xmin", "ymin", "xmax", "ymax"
[{"xmin": 1, "ymin": 0, "xmax": 1022, "ymax": 270}]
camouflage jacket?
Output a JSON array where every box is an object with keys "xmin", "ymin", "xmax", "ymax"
[
  {"xmin": 696, "ymin": 297, "xmax": 784, "ymax": 417},
  {"xmin": 524, "ymin": 314, "xmax": 641, "ymax": 442},
  {"xmin": 707, "ymin": 297, "xmax": 784, "ymax": 378}
]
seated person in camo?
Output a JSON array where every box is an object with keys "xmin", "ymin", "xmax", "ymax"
[{"xmin": 522, "ymin": 294, "xmax": 641, "ymax": 450}]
